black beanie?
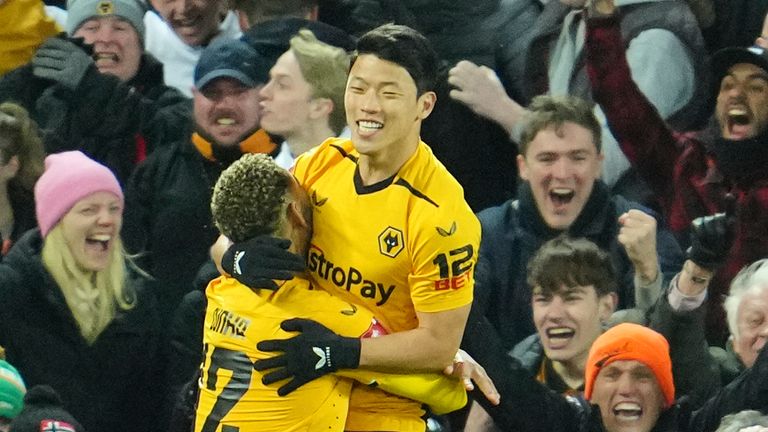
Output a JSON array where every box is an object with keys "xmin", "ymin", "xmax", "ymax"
[{"xmin": 9, "ymin": 385, "xmax": 86, "ymax": 432}]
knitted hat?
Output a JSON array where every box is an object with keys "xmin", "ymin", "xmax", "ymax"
[
  {"xmin": 9, "ymin": 385, "xmax": 85, "ymax": 432},
  {"xmin": 0, "ymin": 360, "xmax": 25, "ymax": 420},
  {"xmin": 66, "ymin": 0, "xmax": 146, "ymax": 41},
  {"xmin": 195, "ymin": 38, "xmax": 270, "ymax": 90},
  {"xmin": 584, "ymin": 323, "xmax": 675, "ymax": 408},
  {"xmin": 34, "ymin": 151, "xmax": 123, "ymax": 237}
]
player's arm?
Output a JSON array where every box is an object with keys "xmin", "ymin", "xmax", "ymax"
[{"xmin": 358, "ymin": 305, "xmax": 470, "ymax": 371}]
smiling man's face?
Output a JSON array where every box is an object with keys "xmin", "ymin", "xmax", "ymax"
[
  {"xmin": 73, "ymin": 16, "xmax": 142, "ymax": 82},
  {"xmin": 716, "ymin": 62, "xmax": 768, "ymax": 140},
  {"xmin": 533, "ymin": 284, "xmax": 614, "ymax": 370},
  {"xmin": 517, "ymin": 122, "xmax": 603, "ymax": 230},
  {"xmin": 150, "ymin": 0, "xmax": 224, "ymax": 46},
  {"xmin": 590, "ymin": 360, "xmax": 665, "ymax": 432}
]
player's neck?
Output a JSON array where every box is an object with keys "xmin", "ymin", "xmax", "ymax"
[{"xmin": 358, "ymin": 139, "xmax": 418, "ymax": 185}]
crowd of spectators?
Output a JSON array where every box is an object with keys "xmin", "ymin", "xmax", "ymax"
[{"xmin": 0, "ymin": 0, "xmax": 767, "ymax": 431}]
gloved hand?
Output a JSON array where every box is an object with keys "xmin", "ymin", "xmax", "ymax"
[
  {"xmin": 221, "ymin": 235, "xmax": 305, "ymax": 290},
  {"xmin": 32, "ymin": 38, "xmax": 94, "ymax": 90},
  {"xmin": 687, "ymin": 194, "xmax": 737, "ymax": 270},
  {"xmin": 254, "ymin": 318, "xmax": 361, "ymax": 396}
]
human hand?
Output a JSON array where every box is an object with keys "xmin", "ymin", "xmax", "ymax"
[
  {"xmin": 686, "ymin": 194, "xmax": 737, "ymax": 271},
  {"xmin": 618, "ymin": 209, "xmax": 659, "ymax": 283},
  {"xmin": 443, "ymin": 349, "xmax": 500, "ymax": 405},
  {"xmin": 221, "ymin": 235, "xmax": 305, "ymax": 291},
  {"xmin": 32, "ymin": 38, "xmax": 94, "ymax": 90},
  {"xmin": 447, "ymin": 60, "xmax": 524, "ymax": 132},
  {"xmin": 254, "ymin": 318, "xmax": 361, "ymax": 396}
]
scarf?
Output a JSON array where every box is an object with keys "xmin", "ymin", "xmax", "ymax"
[{"xmin": 712, "ymin": 130, "xmax": 768, "ymax": 182}]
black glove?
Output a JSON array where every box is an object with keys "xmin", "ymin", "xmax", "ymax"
[
  {"xmin": 687, "ymin": 194, "xmax": 737, "ymax": 270},
  {"xmin": 222, "ymin": 235, "xmax": 305, "ymax": 290},
  {"xmin": 32, "ymin": 38, "xmax": 94, "ymax": 90},
  {"xmin": 254, "ymin": 318, "xmax": 361, "ymax": 396}
]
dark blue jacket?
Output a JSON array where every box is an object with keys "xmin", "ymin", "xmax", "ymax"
[{"xmin": 472, "ymin": 181, "xmax": 684, "ymax": 350}]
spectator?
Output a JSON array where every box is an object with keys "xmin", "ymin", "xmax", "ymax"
[
  {"xmin": 0, "ymin": 151, "xmax": 162, "ymax": 432},
  {"xmin": 448, "ymin": 0, "xmax": 709, "ymax": 207},
  {"xmin": 145, "ymin": 0, "xmax": 242, "ymax": 96},
  {"xmin": 585, "ymin": 0, "xmax": 768, "ymax": 345},
  {"xmin": 714, "ymin": 259, "xmax": 768, "ymax": 379},
  {"xmin": 470, "ymin": 94, "xmax": 683, "ymax": 352},
  {"xmin": 0, "ymin": 103, "xmax": 45, "ymax": 256},
  {"xmin": 260, "ymin": 29, "xmax": 350, "ymax": 168},
  {"xmin": 9, "ymin": 386, "xmax": 84, "ymax": 432},
  {"xmin": 0, "ymin": 0, "xmax": 191, "ymax": 184},
  {"xmin": 122, "ymin": 38, "xmax": 274, "ymax": 320},
  {"xmin": 466, "ymin": 236, "xmax": 618, "ymax": 431},
  {"xmin": 465, "ymin": 321, "xmax": 768, "ymax": 432},
  {"xmin": 0, "ymin": 360, "xmax": 25, "ymax": 432},
  {"xmin": 0, "ymin": 0, "xmax": 59, "ymax": 77}
]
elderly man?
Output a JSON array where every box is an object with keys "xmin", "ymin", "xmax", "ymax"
[
  {"xmin": 0, "ymin": 0, "xmax": 190, "ymax": 184},
  {"xmin": 585, "ymin": 0, "xmax": 768, "ymax": 345}
]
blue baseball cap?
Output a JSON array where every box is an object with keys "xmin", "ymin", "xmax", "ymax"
[{"xmin": 194, "ymin": 38, "xmax": 270, "ymax": 90}]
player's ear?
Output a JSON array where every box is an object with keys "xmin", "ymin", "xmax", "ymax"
[{"xmin": 287, "ymin": 201, "xmax": 309, "ymax": 231}]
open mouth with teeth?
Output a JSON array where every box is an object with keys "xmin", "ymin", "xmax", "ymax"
[
  {"xmin": 86, "ymin": 234, "xmax": 112, "ymax": 252},
  {"xmin": 613, "ymin": 402, "xmax": 642, "ymax": 422},
  {"xmin": 726, "ymin": 107, "xmax": 753, "ymax": 139},
  {"xmin": 357, "ymin": 120, "xmax": 383, "ymax": 136},
  {"xmin": 216, "ymin": 117, "xmax": 236, "ymax": 126},
  {"xmin": 94, "ymin": 52, "xmax": 120, "ymax": 67},
  {"xmin": 544, "ymin": 327, "xmax": 576, "ymax": 349},
  {"xmin": 550, "ymin": 188, "xmax": 575, "ymax": 208}
]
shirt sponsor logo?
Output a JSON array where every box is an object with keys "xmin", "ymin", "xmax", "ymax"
[{"xmin": 308, "ymin": 245, "xmax": 396, "ymax": 306}]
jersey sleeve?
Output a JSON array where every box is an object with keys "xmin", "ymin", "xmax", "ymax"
[
  {"xmin": 408, "ymin": 200, "xmax": 481, "ymax": 313},
  {"xmin": 337, "ymin": 369, "xmax": 467, "ymax": 415}
]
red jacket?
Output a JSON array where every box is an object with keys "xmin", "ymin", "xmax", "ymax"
[{"xmin": 586, "ymin": 15, "xmax": 768, "ymax": 345}]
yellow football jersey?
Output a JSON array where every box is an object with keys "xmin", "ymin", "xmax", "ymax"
[
  {"xmin": 195, "ymin": 276, "xmax": 467, "ymax": 432},
  {"xmin": 293, "ymin": 138, "xmax": 481, "ymax": 431}
]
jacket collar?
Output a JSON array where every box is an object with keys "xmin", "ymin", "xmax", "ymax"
[
  {"xmin": 515, "ymin": 180, "xmax": 614, "ymax": 246},
  {"xmin": 191, "ymin": 129, "xmax": 278, "ymax": 164}
]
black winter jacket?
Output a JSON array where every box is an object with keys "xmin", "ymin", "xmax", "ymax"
[
  {"xmin": 0, "ymin": 42, "xmax": 191, "ymax": 184},
  {"xmin": 0, "ymin": 230, "xmax": 163, "ymax": 432}
]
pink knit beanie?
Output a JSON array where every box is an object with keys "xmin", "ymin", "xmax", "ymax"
[{"xmin": 34, "ymin": 151, "xmax": 124, "ymax": 237}]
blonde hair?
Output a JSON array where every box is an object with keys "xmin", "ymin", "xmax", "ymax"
[
  {"xmin": 42, "ymin": 225, "xmax": 135, "ymax": 344},
  {"xmin": 291, "ymin": 29, "xmax": 350, "ymax": 135}
]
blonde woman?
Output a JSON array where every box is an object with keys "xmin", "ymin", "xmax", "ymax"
[{"xmin": 0, "ymin": 151, "xmax": 161, "ymax": 432}]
